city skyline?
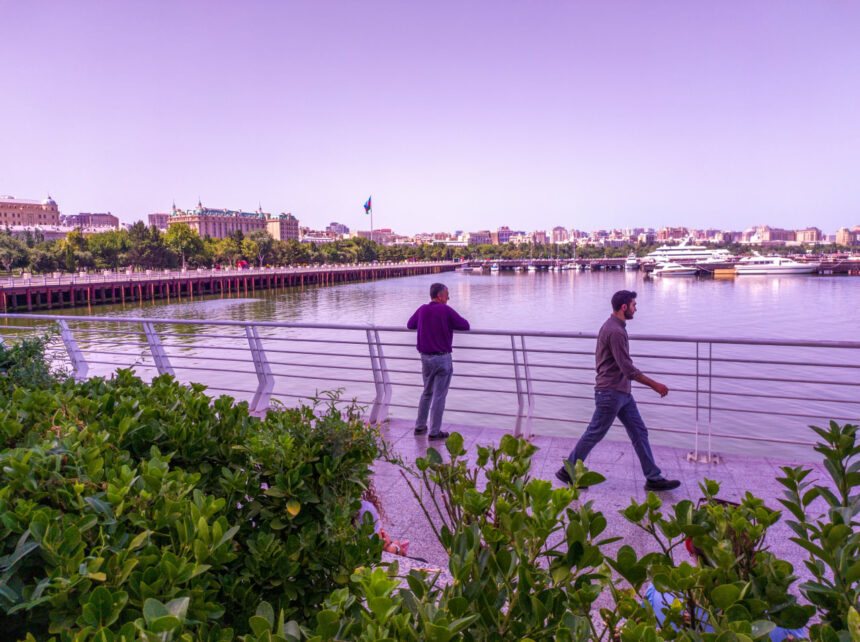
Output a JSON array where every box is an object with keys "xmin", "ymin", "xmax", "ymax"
[{"xmin": 2, "ymin": 1, "xmax": 859, "ymax": 235}]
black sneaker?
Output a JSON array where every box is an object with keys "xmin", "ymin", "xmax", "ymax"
[
  {"xmin": 414, "ymin": 426, "xmax": 428, "ymax": 435},
  {"xmin": 554, "ymin": 468, "xmax": 573, "ymax": 485},
  {"xmin": 644, "ymin": 478, "xmax": 681, "ymax": 492},
  {"xmin": 428, "ymin": 431, "xmax": 449, "ymax": 441}
]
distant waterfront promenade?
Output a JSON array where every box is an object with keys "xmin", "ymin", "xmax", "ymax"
[{"xmin": 0, "ymin": 261, "xmax": 458, "ymax": 312}]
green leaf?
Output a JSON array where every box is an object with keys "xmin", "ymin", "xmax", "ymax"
[
  {"xmin": 256, "ymin": 601, "xmax": 275, "ymax": 627},
  {"xmin": 142, "ymin": 598, "xmax": 169, "ymax": 624},
  {"xmin": 149, "ymin": 615, "xmax": 181, "ymax": 633},
  {"xmin": 750, "ymin": 620, "xmax": 776, "ymax": 638},
  {"xmin": 249, "ymin": 615, "xmax": 272, "ymax": 637},
  {"xmin": 445, "ymin": 432, "xmax": 465, "ymax": 456},
  {"xmin": 710, "ymin": 584, "xmax": 741, "ymax": 610}
]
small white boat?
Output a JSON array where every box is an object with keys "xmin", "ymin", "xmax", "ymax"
[
  {"xmin": 527, "ymin": 264, "xmax": 537, "ymax": 272},
  {"xmin": 734, "ymin": 255, "xmax": 820, "ymax": 275},
  {"xmin": 514, "ymin": 265, "xmax": 524, "ymax": 272},
  {"xmin": 625, "ymin": 253, "xmax": 639, "ymax": 270},
  {"xmin": 490, "ymin": 263, "xmax": 500, "ymax": 273},
  {"xmin": 652, "ymin": 261, "xmax": 697, "ymax": 277}
]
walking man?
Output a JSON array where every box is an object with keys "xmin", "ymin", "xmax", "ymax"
[
  {"xmin": 556, "ymin": 290, "xmax": 680, "ymax": 491},
  {"xmin": 407, "ymin": 282, "xmax": 470, "ymax": 441}
]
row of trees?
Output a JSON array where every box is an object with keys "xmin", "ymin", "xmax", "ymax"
[
  {"xmin": 0, "ymin": 223, "xmax": 853, "ymax": 274},
  {"xmin": 0, "ymin": 223, "xmax": 455, "ymax": 274}
]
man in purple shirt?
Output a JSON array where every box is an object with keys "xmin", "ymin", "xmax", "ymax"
[
  {"xmin": 556, "ymin": 290, "xmax": 681, "ymax": 491},
  {"xmin": 407, "ymin": 282, "xmax": 470, "ymax": 441}
]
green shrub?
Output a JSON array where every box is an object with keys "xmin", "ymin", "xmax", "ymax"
[
  {"xmin": 0, "ymin": 370, "xmax": 382, "ymax": 640},
  {"xmin": 778, "ymin": 421, "xmax": 860, "ymax": 639},
  {"xmin": 0, "ymin": 332, "xmax": 65, "ymax": 397}
]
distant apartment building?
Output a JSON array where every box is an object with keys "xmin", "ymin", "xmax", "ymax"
[
  {"xmin": 551, "ymin": 226, "xmax": 568, "ymax": 244},
  {"xmin": 758, "ymin": 225, "xmax": 795, "ymax": 244},
  {"xmin": 148, "ymin": 213, "xmax": 169, "ymax": 230},
  {"xmin": 62, "ymin": 212, "xmax": 119, "ymax": 229},
  {"xmin": 267, "ymin": 213, "xmax": 300, "ymax": 241},
  {"xmin": 637, "ymin": 231, "xmax": 656, "ymax": 245},
  {"xmin": 714, "ymin": 230, "xmax": 741, "ymax": 244},
  {"xmin": 657, "ymin": 227, "xmax": 688, "ymax": 241},
  {"xmin": 326, "ymin": 221, "xmax": 350, "ymax": 236},
  {"xmin": 795, "ymin": 227, "xmax": 823, "ymax": 244},
  {"xmin": 169, "ymin": 201, "xmax": 269, "ymax": 238},
  {"xmin": 532, "ymin": 230, "xmax": 548, "ymax": 244},
  {"xmin": 836, "ymin": 226, "xmax": 860, "ymax": 246},
  {"xmin": 496, "ymin": 226, "xmax": 514, "ymax": 244},
  {"xmin": 0, "ymin": 194, "xmax": 60, "ymax": 226},
  {"xmin": 464, "ymin": 230, "xmax": 492, "ymax": 245}
]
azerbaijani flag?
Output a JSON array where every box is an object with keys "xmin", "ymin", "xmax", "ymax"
[{"xmin": 363, "ymin": 196, "xmax": 372, "ymax": 214}]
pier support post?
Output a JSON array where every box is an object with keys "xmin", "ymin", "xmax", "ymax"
[{"xmin": 246, "ymin": 325, "xmax": 273, "ymax": 414}]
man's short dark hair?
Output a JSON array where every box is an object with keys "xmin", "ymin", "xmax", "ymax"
[
  {"xmin": 430, "ymin": 283, "xmax": 447, "ymax": 300},
  {"xmin": 611, "ymin": 290, "xmax": 637, "ymax": 311}
]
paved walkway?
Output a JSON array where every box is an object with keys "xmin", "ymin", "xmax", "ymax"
[{"xmin": 372, "ymin": 418, "xmax": 828, "ymax": 581}]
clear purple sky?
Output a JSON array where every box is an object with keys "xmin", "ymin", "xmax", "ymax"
[{"xmin": 2, "ymin": 1, "xmax": 859, "ymax": 235}]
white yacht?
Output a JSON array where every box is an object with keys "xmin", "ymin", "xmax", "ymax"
[
  {"xmin": 490, "ymin": 263, "xmax": 500, "ymax": 274},
  {"xmin": 734, "ymin": 255, "xmax": 820, "ymax": 275},
  {"xmin": 625, "ymin": 253, "xmax": 639, "ymax": 269},
  {"xmin": 651, "ymin": 261, "xmax": 698, "ymax": 277},
  {"xmin": 646, "ymin": 238, "xmax": 733, "ymax": 263}
]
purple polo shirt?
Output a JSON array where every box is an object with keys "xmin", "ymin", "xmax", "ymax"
[{"xmin": 407, "ymin": 302, "xmax": 470, "ymax": 353}]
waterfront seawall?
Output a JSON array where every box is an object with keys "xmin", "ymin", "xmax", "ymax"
[{"xmin": 0, "ymin": 261, "xmax": 458, "ymax": 312}]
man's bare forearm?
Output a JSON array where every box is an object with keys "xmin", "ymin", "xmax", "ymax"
[{"xmin": 633, "ymin": 373, "xmax": 669, "ymax": 397}]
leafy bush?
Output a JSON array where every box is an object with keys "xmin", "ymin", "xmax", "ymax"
[
  {"xmin": 0, "ymin": 332, "xmax": 65, "ymax": 396},
  {"xmin": 778, "ymin": 421, "xmax": 860, "ymax": 639},
  {"xmin": 0, "ymin": 370, "xmax": 383, "ymax": 640}
]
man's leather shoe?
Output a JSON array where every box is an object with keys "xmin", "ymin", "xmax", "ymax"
[
  {"xmin": 428, "ymin": 431, "xmax": 449, "ymax": 441},
  {"xmin": 644, "ymin": 478, "xmax": 681, "ymax": 491},
  {"xmin": 414, "ymin": 426, "xmax": 428, "ymax": 435},
  {"xmin": 555, "ymin": 468, "xmax": 572, "ymax": 485}
]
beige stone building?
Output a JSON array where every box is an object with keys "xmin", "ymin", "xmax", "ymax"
[
  {"xmin": 0, "ymin": 195, "xmax": 60, "ymax": 226},
  {"xmin": 267, "ymin": 213, "xmax": 300, "ymax": 241},
  {"xmin": 794, "ymin": 227, "xmax": 823, "ymax": 243},
  {"xmin": 169, "ymin": 201, "xmax": 268, "ymax": 238},
  {"xmin": 836, "ymin": 226, "xmax": 860, "ymax": 246}
]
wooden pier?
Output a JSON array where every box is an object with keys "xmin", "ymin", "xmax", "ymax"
[{"xmin": 0, "ymin": 262, "xmax": 457, "ymax": 312}]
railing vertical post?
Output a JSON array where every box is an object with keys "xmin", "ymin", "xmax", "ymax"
[
  {"xmin": 374, "ymin": 330, "xmax": 392, "ymax": 421},
  {"xmin": 366, "ymin": 329, "xmax": 384, "ymax": 423},
  {"xmin": 511, "ymin": 335, "xmax": 525, "ymax": 437},
  {"xmin": 58, "ymin": 320, "xmax": 88, "ymax": 381},
  {"xmin": 142, "ymin": 322, "xmax": 174, "ymax": 376},
  {"xmin": 707, "ymin": 341, "xmax": 714, "ymax": 463},
  {"xmin": 521, "ymin": 335, "xmax": 535, "ymax": 440},
  {"xmin": 245, "ymin": 325, "xmax": 273, "ymax": 414}
]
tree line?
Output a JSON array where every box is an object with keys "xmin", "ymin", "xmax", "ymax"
[{"xmin": 0, "ymin": 223, "xmax": 851, "ymax": 274}]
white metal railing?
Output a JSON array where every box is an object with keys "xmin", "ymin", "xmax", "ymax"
[
  {"xmin": 1, "ymin": 314, "xmax": 859, "ymax": 461},
  {"xmin": 0, "ymin": 261, "xmax": 458, "ymax": 289}
]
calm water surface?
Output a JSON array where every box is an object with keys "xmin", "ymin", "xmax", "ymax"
[{"xmin": 10, "ymin": 269, "xmax": 860, "ymax": 461}]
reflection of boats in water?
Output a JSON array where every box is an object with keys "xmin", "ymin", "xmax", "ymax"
[
  {"xmin": 625, "ymin": 253, "xmax": 639, "ymax": 270},
  {"xmin": 734, "ymin": 255, "xmax": 820, "ymax": 275},
  {"xmin": 651, "ymin": 261, "xmax": 697, "ymax": 277}
]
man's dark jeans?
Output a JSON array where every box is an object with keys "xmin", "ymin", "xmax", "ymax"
[
  {"xmin": 415, "ymin": 353, "xmax": 453, "ymax": 436},
  {"xmin": 567, "ymin": 389, "xmax": 662, "ymax": 481}
]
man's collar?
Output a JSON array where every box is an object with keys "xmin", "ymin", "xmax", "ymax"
[{"xmin": 609, "ymin": 314, "xmax": 626, "ymax": 328}]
